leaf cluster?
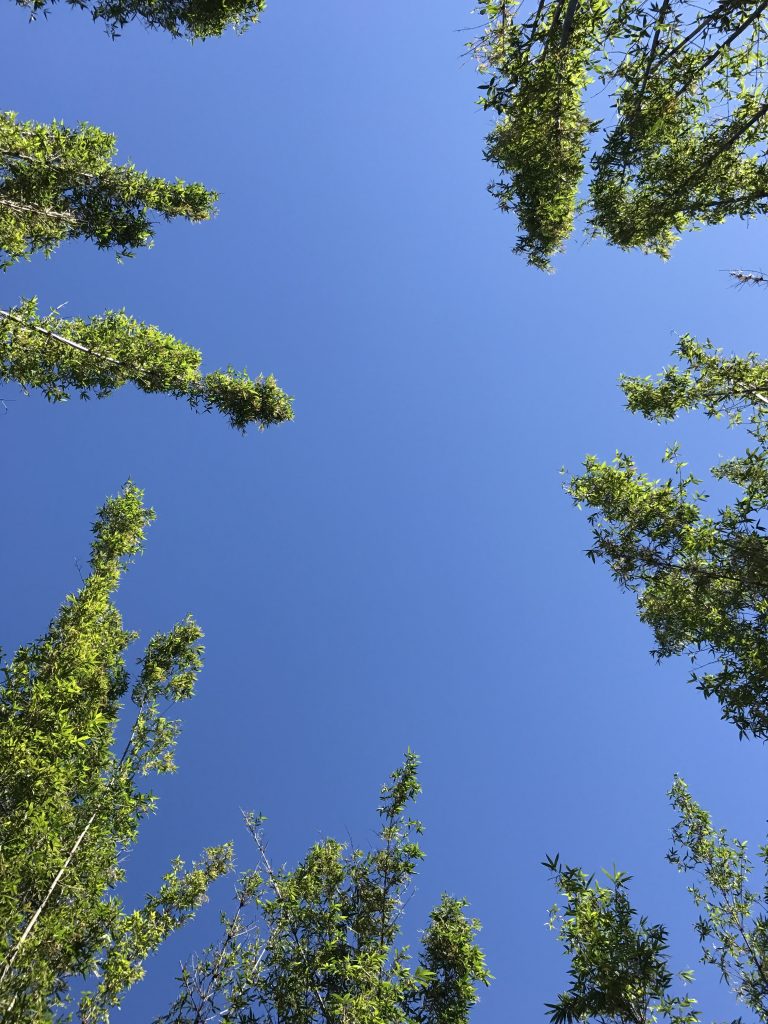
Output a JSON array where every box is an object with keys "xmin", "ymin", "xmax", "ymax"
[
  {"xmin": 667, "ymin": 777, "xmax": 768, "ymax": 1019},
  {"xmin": 544, "ymin": 855, "xmax": 697, "ymax": 1024},
  {"xmin": 0, "ymin": 111, "xmax": 293, "ymax": 431},
  {"xmin": 478, "ymin": 0, "xmax": 609, "ymax": 269},
  {"xmin": 474, "ymin": 0, "xmax": 768, "ymax": 267},
  {"xmin": 1, "ymin": 298, "xmax": 293, "ymax": 431},
  {"xmin": 13, "ymin": 0, "xmax": 265, "ymax": 39},
  {"xmin": 567, "ymin": 337, "xmax": 768, "ymax": 738},
  {"xmin": 0, "ymin": 112, "xmax": 215, "ymax": 267},
  {"xmin": 158, "ymin": 753, "xmax": 491, "ymax": 1024},
  {"xmin": 545, "ymin": 780, "xmax": 768, "ymax": 1024}
]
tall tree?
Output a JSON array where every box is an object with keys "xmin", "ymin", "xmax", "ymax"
[
  {"xmin": 567, "ymin": 330, "xmax": 768, "ymax": 739},
  {"xmin": 159, "ymin": 752, "xmax": 491, "ymax": 1024},
  {"xmin": 0, "ymin": 496, "xmax": 489, "ymax": 1020},
  {"xmin": 545, "ymin": 779, "xmax": 768, "ymax": 1024},
  {"xmin": 474, "ymin": 0, "xmax": 768, "ymax": 268},
  {"xmin": 0, "ymin": 484, "xmax": 233, "ymax": 1022},
  {"xmin": 0, "ymin": 112, "xmax": 292, "ymax": 430}
]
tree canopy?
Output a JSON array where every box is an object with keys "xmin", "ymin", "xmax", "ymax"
[
  {"xmin": 567, "ymin": 334, "xmax": 768, "ymax": 738},
  {"xmin": 0, "ymin": 488, "xmax": 488, "ymax": 1020},
  {"xmin": 11, "ymin": 0, "xmax": 768, "ymax": 1020},
  {"xmin": 159, "ymin": 752, "xmax": 491, "ymax": 1024},
  {"xmin": 475, "ymin": 0, "xmax": 768, "ymax": 268},
  {"xmin": 12, "ymin": 0, "xmax": 265, "ymax": 39},
  {"xmin": 545, "ymin": 778, "xmax": 768, "ymax": 1024},
  {"xmin": 0, "ymin": 484, "xmax": 233, "ymax": 1022}
]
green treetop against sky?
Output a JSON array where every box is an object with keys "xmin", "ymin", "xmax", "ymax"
[{"xmin": 2, "ymin": 0, "xmax": 768, "ymax": 1021}]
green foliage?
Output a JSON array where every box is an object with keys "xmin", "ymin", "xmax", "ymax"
[
  {"xmin": 158, "ymin": 753, "xmax": 491, "ymax": 1024},
  {"xmin": 14, "ymin": 0, "xmax": 264, "ymax": 39},
  {"xmin": 0, "ymin": 583, "xmax": 486, "ymax": 1023},
  {"xmin": 546, "ymin": 780, "xmax": 768, "ymax": 1024},
  {"xmin": 567, "ymin": 336, "xmax": 768, "ymax": 738},
  {"xmin": 478, "ymin": 0, "xmax": 609, "ymax": 269},
  {"xmin": 0, "ymin": 112, "xmax": 216, "ymax": 267},
  {"xmin": 667, "ymin": 777, "xmax": 768, "ymax": 1018},
  {"xmin": 544, "ymin": 855, "xmax": 698, "ymax": 1024},
  {"xmin": 0, "ymin": 485, "xmax": 231, "ymax": 1022},
  {"xmin": 474, "ymin": 0, "xmax": 768, "ymax": 267},
  {"xmin": 1, "ymin": 298, "xmax": 293, "ymax": 431},
  {"xmin": 0, "ymin": 112, "xmax": 294, "ymax": 432}
]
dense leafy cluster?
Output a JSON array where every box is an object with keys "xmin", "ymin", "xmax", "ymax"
[
  {"xmin": 159, "ymin": 752, "xmax": 491, "ymax": 1024},
  {"xmin": 478, "ymin": 0, "xmax": 609, "ymax": 269},
  {"xmin": 0, "ymin": 485, "xmax": 232, "ymax": 1022},
  {"xmin": 475, "ymin": 0, "xmax": 768, "ymax": 268},
  {"xmin": 544, "ymin": 855, "xmax": 697, "ymax": 1024},
  {"xmin": 1, "ymin": 298, "xmax": 294, "ymax": 430},
  {"xmin": 12, "ymin": 0, "xmax": 264, "ymax": 41},
  {"xmin": 0, "ymin": 112, "xmax": 216, "ymax": 267},
  {"xmin": 568, "ymin": 336, "xmax": 768, "ymax": 738},
  {"xmin": 546, "ymin": 778, "xmax": 768, "ymax": 1024}
]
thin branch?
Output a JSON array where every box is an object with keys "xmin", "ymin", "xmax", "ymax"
[
  {"xmin": 634, "ymin": 0, "xmax": 672, "ymax": 113},
  {"xmin": 248, "ymin": 823, "xmax": 329, "ymax": 1020},
  {"xmin": 0, "ymin": 307, "xmax": 120, "ymax": 365},
  {"xmin": 0, "ymin": 810, "xmax": 97, "ymax": 992},
  {"xmin": 0, "ymin": 147, "xmax": 100, "ymax": 184},
  {"xmin": 559, "ymin": 0, "xmax": 580, "ymax": 46},
  {"xmin": 0, "ymin": 687, "xmax": 166, "ymax": 999},
  {"xmin": 662, "ymin": 0, "xmax": 743, "ymax": 62},
  {"xmin": 692, "ymin": 100, "xmax": 768, "ymax": 177},
  {"xmin": 0, "ymin": 196, "xmax": 77, "ymax": 224},
  {"xmin": 730, "ymin": 269, "xmax": 768, "ymax": 288},
  {"xmin": 674, "ymin": 0, "xmax": 768, "ymax": 96}
]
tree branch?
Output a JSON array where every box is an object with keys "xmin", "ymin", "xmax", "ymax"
[
  {"xmin": 0, "ymin": 196, "xmax": 77, "ymax": 224},
  {"xmin": 0, "ymin": 809, "xmax": 98, "ymax": 993},
  {"xmin": 0, "ymin": 307, "xmax": 120, "ymax": 365}
]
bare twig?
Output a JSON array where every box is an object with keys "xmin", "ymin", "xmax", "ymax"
[
  {"xmin": 247, "ymin": 820, "xmax": 329, "ymax": 1019},
  {"xmin": 730, "ymin": 268, "xmax": 768, "ymax": 288}
]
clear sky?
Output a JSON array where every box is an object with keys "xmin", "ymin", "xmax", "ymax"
[{"xmin": 2, "ymin": 3, "xmax": 768, "ymax": 1020}]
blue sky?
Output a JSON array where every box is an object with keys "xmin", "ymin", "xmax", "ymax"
[{"xmin": 2, "ymin": 2, "xmax": 768, "ymax": 1019}]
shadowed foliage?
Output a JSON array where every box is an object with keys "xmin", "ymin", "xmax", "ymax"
[
  {"xmin": 12, "ymin": 0, "xmax": 265, "ymax": 39},
  {"xmin": 474, "ymin": 0, "xmax": 768, "ymax": 268}
]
